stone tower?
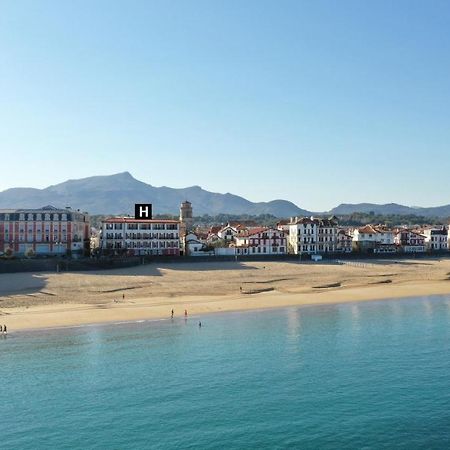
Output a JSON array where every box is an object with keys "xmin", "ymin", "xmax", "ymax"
[{"xmin": 179, "ymin": 201, "xmax": 193, "ymax": 232}]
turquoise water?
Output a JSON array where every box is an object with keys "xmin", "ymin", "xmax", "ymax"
[{"xmin": 1, "ymin": 296, "xmax": 450, "ymax": 449}]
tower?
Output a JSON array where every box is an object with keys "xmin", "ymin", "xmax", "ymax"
[{"xmin": 179, "ymin": 201, "xmax": 193, "ymax": 232}]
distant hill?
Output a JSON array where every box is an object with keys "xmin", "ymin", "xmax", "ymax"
[
  {"xmin": 329, "ymin": 203, "xmax": 450, "ymax": 218},
  {"xmin": 0, "ymin": 172, "xmax": 310, "ymax": 217},
  {"xmin": 1, "ymin": 173, "xmax": 449, "ymax": 218}
]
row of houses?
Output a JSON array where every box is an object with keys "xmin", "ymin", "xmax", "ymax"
[
  {"xmin": 185, "ymin": 217, "xmax": 449, "ymax": 257},
  {"xmin": 0, "ymin": 203, "xmax": 449, "ymax": 258}
]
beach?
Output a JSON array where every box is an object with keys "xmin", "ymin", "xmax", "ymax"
[{"xmin": 1, "ymin": 258, "xmax": 450, "ymax": 331}]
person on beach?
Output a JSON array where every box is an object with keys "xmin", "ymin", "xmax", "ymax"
[
  {"xmin": 171, "ymin": 309, "xmax": 174, "ymax": 319},
  {"xmin": 184, "ymin": 309, "xmax": 188, "ymax": 317},
  {"xmin": 0, "ymin": 325, "xmax": 2, "ymax": 333},
  {"xmin": 122, "ymin": 293, "xmax": 125, "ymax": 300},
  {"xmin": 3, "ymin": 325, "xmax": 6, "ymax": 335}
]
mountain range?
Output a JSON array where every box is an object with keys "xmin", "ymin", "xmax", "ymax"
[{"xmin": 0, "ymin": 172, "xmax": 449, "ymax": 218}]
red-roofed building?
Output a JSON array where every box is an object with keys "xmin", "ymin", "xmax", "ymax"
[
  {"xmin": 394, "ymin": 229, "xmax": 426, "ymax": 253},
  {"xmin": 337, "ymin": 229, "xmax": 353, "ymax": 253},
  {"xmin": 234, "ymin": 227, "xmax": 287, "ymax": 255},
  {"xmin": 352, "ymin": 225, "xmax": 396, "ymax": 253}
]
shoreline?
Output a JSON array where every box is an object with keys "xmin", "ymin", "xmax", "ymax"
[{"xmin": 3, "ymin": 279, "xmax": 450, "ymax": 333}]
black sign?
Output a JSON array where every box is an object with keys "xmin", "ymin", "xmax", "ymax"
[{"xmin": 135, "ymin": 204, "xmax": 152, "ymax": 220}]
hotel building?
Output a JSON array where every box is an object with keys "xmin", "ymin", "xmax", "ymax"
[
  {"xmin": 0, "ymin": 205, "xmax": 90, "ymax": 256},
  {"xmin": 100, "ymin": 217, "xmax": 181, "ymax": 256}
]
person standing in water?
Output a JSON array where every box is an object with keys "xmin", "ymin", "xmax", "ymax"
[
  {"xmin": 198, "ymin": 321, "xmax": 202, "ymax": 328},
  {"xmin": 3, "ymin": 325, "xmax": 7, "ymax": 335}
]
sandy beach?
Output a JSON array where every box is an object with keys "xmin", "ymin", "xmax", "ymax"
[{"xmin": 1, "ymin": 258, "xmax": 450, "ymax": 331}]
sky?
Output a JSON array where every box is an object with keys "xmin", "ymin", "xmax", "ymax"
[{"xmin": 1, "ymin": 0, "xmax": 450, "ymax": 211}]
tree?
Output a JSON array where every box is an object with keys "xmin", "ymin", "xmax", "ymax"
[{"xmin": 25, "ymin": 248, "xmax": 35, "ymax": 258}]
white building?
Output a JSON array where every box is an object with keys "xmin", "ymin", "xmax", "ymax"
[
  {"xmin": 422, "ymin": 227, "xmax": 448, "ymax": 251},
  {"xmin": 288, "ymin": 218, "xmax": 318, "ymax": 255},
  {"xmin": 218, "ymin": 224, "xmax": 238, "ymax": 242},
  {"xmin": 234, "ymin": 227, "xmax": 287, "ymax": 255},
  {"xmin": 288, "ymin": 217, "xmax": 340, "ymax": 255},
  {"xmin": 352, "ymin": 225, "xmax": 396, "ymax": 253},
  {"xmin": 101, "ymin": 218, "xmax": 180, "ymax": 256},
  {"xmin": 184, "ymin": 232, "xmax": 213, "ymax": 256}
]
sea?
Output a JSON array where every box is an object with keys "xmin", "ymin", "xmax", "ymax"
[{"xmin": 1, "ymin": 296, "xmax": 450, "ymax": 449}]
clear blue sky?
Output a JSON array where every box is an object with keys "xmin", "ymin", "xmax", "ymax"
[{"xmin": 1, "ymin": 0, "xmax": 450, "ymax": 211}]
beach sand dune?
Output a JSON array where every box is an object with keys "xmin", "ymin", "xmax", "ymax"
[{"xmin": 1, "ymin": 258, "xmax": 450, "ymax": 330}]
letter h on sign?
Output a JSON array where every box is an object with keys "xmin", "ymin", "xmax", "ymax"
[{"xmin": 135, "ymin": 204, "xmax": 152, "ymax": 220}]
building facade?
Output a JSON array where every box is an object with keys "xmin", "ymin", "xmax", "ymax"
[
  {"xmin": 352, "ymin": 225, "xmax": 396, "ymax": 253},
  {"xmin": 218, "ymin": 224, "xmax": 238, "ymax": 242},
  {"xmin": 421, "ymin": 227, "xmax": 448, "ymax": 251},
  {"xmin": 0, "ymin": 205, "xmax": 90, "ymax": 256},
  {"xmin": 288, "ymin": 217, "xmax": 340, "ymax": 255},
  {"xmin": 101, "ymin": 218, "xmax": 180, "ymax": 256},
  {"xmin": 336, "ymin": 229, "xmax": 353, "ymax": 253},
  {"xmin": 234, "ymin": 227, "xmax": 287, "ymax": 255},
  {"xmin": 288, "ymin": 218, "xmax": 318, "ymax": 255},
  {"xmin": 317, "ymin": 217, "xmax": 339, "ymax": 253},
  {"xmin": 394, "ymin": 229, "xmax": 426, "ymax": 253}
]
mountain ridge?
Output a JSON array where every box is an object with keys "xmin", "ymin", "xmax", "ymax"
[
  {"xmin": 1, "ymin": 173, "xmax": 450, "ymax": 218},
  {"xmin": 0, "ymin": 172, "xmax": 311, "ymax": 217}
]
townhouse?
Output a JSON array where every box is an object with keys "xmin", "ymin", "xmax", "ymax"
[
  {"xmin": 394, "ymin": 229, "xmax": 426, "ymax": 253},
  {"xmin": 217, "ymin": 224, "xmax": 238, "ymax": 242},
  {"xmin": 336, "ymin": 229, "xmax": 353, "ymax": 253},
  {"xmin": 352, "ymin": 225, "xmax": 396, "ymax": 253},
  {"xmin": 421, "ymin": 226, "xmax": 448, "ymax": 251},
  {"xmin": 234, "ymin": 227, "xmax": 287, "ymax": 255},
  {"xmin": 317, "ymin": 217, "xmax": 339, "ymax": 253},
  {"xmin": 288, "ymin": 217, "xmax": 318, "ymax": 255}
]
